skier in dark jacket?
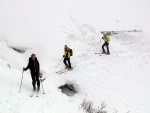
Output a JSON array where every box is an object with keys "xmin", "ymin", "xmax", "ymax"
[{"xmin": 23, "ymin": 54, "xmax": 40, "ymax": 91}]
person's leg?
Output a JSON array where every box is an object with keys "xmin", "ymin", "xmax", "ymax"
[
  {"xmin": 31, "ymin": 73, "xmax": 36, "ymax": 90},
  {"xmin": 67, "ymin": 58, "xmax": 71, "ymax": 68},
  {"xmin": 35, "ymin": 72, "xmax": 40, "ymax": 90},
  {"xmin": 102, "ymin": 42, "xmax": 107, "ymax": 53},
  {"xmin": 63, "ymin": 58, "xmax": 68, "ymax": 67},
  {"xmin": 106, "ymin": 42, "xmax": 110, "ymax": 54}
]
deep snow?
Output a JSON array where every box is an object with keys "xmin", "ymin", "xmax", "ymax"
[{"xmin": 0, "ymin": 0, "xmax": 150, "ymax": 113}]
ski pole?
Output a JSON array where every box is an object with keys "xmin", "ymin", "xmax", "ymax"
[
  {"xmin": 19, "ymin": 71, "xmax": 24, "ymax": 93},
  {"xmin": 55, "ymin": 57, "xmax": 63, "ymax": 68},
  {"xmin": 40, "ymin": 79, "xmax": 45, "ymax": 94},
  {"xmin": 94, "ymin": 38, "xmax": 102, "ymax": 52}
]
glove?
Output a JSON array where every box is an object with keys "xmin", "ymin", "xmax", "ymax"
[
  {"xmin": 23, "ymin": 67, "xmax": 26, "ymax": 71},
  {"xmin": 102, "ymin": 37, "xmax": 104, "ymax": 39},
  {"xmin": 63, "ymin": 55, "xmax": 65, "ymax": 57},
  {"xmin": 40, "ymin": 75, "xmax": 42, "ymax": 78},
  {"xmin": 39, "ymin": 72, "xmax": 42, "ymax": 77}
]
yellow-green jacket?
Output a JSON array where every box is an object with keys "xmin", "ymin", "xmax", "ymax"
[
  {"xmin": 64, "ymin": 47, "xmax": 71, "ymax": 58},
  {"xmin": 103, "ymin": 35, "xmax": 110, "ymax": 43}
]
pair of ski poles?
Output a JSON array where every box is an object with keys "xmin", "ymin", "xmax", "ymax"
[{"xmin": 19, "ymin": 71, "xmax": 45, "ymax": 94}]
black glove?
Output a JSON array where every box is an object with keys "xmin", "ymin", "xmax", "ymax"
[
  {"xmin": 23, "ymin": 67, "xmax": 26, "ymax": 71},
  {"xmin": 40, "ymin": 75, "xmax": 42, "ymax": 78},
  {"xmin": 102, "ymin": 37, "xmax": 104, "ymax": 39},
  {"xmin": 63, "ymin": 55, "xmax": 65, "ymax": 57}
]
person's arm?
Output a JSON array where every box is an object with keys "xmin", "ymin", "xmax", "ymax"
[
  {"xmin": 25, "ymin": 58, "xmax": 30, "ymax": 71},
  {"xmin": 37, "ymin": 60, "xmax": 42, "ymax": 78},
  {"xmin": 37, "ymin": 60, "xmax": 40, "ymax": 73},
  {"xmin": 63, "ymin": 49, "xmax": 66, "ymax": 57},
  {"xmin": 23, "ymin": 59, "xmax": 30, "ymax": 71},
  {"xmin": 68, "ymin": 49, "xmax": 71, "ymax": 58}
]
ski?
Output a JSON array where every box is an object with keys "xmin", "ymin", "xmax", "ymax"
[
  {"xmin": 58, "ymin": 69, "xmax": 67, "ymax": 74},
  {"xmin": 55, "ymin": 69, "xmax": 67, "ymax": 73},
  {"xmin": 95, "ymin": 53, "xmax": 106, "ymax": 54},
  {"xmin": 56, "ymin": 68, "xmax": 68, "ymax": 73},
  {"xmin": 95, "ymin": 53, "xmax": 110, "ymax": 55},
  {"xmin": 30, "ymin": 91, "xmax": 35, "ymax": 97},
  {"xmin": 57, "ymin": 68, "xmax": 73, "ymax": 74},
  {"xmin": 95, "ymin": 53, "xmax": 102, "ymax": 54},
  {"xmin": 99, "ymin": 54, "xmax": 110, "ymax": 56}
]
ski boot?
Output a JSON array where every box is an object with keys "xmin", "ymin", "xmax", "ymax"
[
  {"xmin": 65, "ymin": 64, "xmax": 69, "ymax": 69},
  {"xmin": 106, "ymin": 52, "xmax": 110, "ymax": 55},
  {"xmin": 102, "ymin": 51, "xmax": 106, "ymax": 54},
  {"xmin": 68, "ymin": 67, "xmax": 73, "ymax": 70}
]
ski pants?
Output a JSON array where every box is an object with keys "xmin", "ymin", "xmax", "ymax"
[
  {"xmin": 63, "ymin": 58, "xmax": 71, "ymax": 68},
  {"xmin": 31, "ymin": 72, "xmax": 40, "ymax": 88},
  {"xmin": 102, "ymin": 42, "xmax": 109, "ymax": 53}
]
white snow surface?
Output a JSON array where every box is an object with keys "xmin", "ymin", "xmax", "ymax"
[{"xmin": 0, "ymin": 0, "xmax": 150, "ymax": 113}]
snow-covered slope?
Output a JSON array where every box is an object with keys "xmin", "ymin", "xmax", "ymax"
[{"xmin": 0, "ymin": 0, "xmax": 150, "ymax": 113}]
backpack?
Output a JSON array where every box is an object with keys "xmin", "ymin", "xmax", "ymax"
[
  {"xmin": 70, "ymin": 49, "xmax": 73, "ymax": 56},
  {"xmin": 107, "ymin": 36, "xmax": 110, "ymax": 42}
]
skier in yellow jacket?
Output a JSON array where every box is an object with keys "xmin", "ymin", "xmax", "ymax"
[
  {"xmin": 63, "ymin": 45, "xmax": 72, "ymax": 69},
  {"xmin": 102, "ymin": 34, "xmax": 110, "ymax": 54}
]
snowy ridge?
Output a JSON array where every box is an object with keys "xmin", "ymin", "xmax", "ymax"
[{"xmin": 0, "ymin": 30, "xmax": 150, "ymax": 113}]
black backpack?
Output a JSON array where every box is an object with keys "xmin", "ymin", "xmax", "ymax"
[{"xmin": 70, "ymin": 49, "xmax": 73, "ymax": 56}]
